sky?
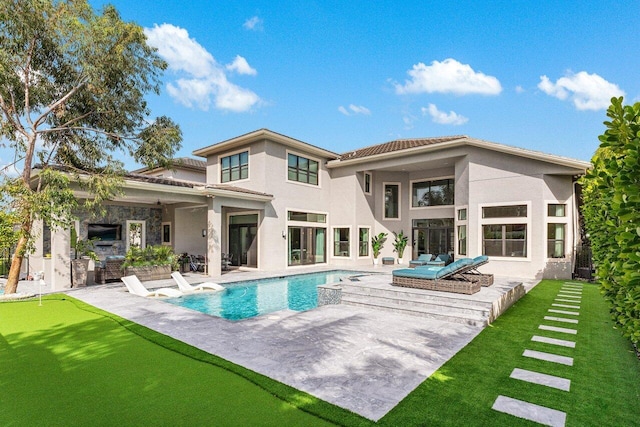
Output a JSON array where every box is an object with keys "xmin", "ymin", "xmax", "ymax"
[{"xmin": 3, "ymin": 1, "xmax": 640, "ymax": 173}]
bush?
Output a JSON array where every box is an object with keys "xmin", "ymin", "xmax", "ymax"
[
  {"xmin": 123, "ymin": 245, "xmax": 176, "ymax": 269},
  {"xmin": 581, "ymin": 96, "xmax": 640, "ymax": 344}
]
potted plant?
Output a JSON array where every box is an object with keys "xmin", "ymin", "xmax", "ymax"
[
  {"xmin": 70, "ymin": 228, "xmax": 98, "ymax": 287},
  {"xmin": 371, "ymin": 232, "xmax": 388, "ymax": 265},
  {"xmin": 392, "ymin": 230, "xmax": 409, "ymax": 264}
]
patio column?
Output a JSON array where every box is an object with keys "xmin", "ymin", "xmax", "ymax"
[
  {"xmin": 50, "ymin": 227, "xmax": 71, "ymax": 291},
  {"xmin": 207, "ymin": 197, "xmax": 222, "ymax": 277}
]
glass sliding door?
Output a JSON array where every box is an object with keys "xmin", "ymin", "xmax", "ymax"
[
  {"xmin": 412, "ymin": 218, "xmax": 454, "ymax": 258},
  {"xmin": 228, "ymin": 214, "xmax": 258, "ymax": 267},
  {"xmin": 288, "ymin": 226, "xmax": 326, "ymax": 266}
]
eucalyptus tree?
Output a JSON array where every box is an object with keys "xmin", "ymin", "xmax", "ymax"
[{"xmin": 0, "ymin": 0, "xmax": 181, "ymax": 294}]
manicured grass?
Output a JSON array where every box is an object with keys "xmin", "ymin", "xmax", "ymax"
[
  {"xmin": 379, "ymin": 280, "xmax": 640, "ymax": 426},
  {"xmin": 1, "ymin": 281, "xmax": 638, "ymax": 426},
  {"xmin": 0, "ymin": 295, "xmax": 369, "ymax": 427}
]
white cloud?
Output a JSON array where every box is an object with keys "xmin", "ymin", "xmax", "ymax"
[
  {"xmin": 422, "ymin": 104, "xmax": 468, "ymax": 125},
  {"xmin": 243, "ymin": 16, "xmax": 263, "ymax": 31},
  {"xmin": 144, "ymin": 24, "xmax": 261, "ymax": 112},
  {"xmin": 395, "ymin": 58, "xmax": 502, "ymax": 96},
  {"xmin": 226, "ymin": 55, "xmax": 257, "ymax": 76},
  {"xmin": 515, "ymin": 85, "xmax": 525, "ymax": 94},
  {"xmin": 338, "ymin": 104, "xmax": 371, "ymax": 116},
  {"xmin": 538, "ymin": 71, "xmax": 625, "ymax": 111}
]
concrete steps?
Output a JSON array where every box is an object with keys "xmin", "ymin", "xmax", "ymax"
[{"xmin": 340, "ymin": 281, "xmax": 493, "ymax": 327}]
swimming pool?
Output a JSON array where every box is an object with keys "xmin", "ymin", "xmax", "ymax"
[{"xmin": 164, "ymin": 270, "xmax": 361, "ymax": 321}]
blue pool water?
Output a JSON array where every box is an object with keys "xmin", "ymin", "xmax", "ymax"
[{"xmin": 164, "ymin": 270, "xmax": 362, "ymax": 321}]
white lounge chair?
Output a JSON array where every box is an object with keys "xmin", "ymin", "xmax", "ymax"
[
  {"xmin": 171, "ymin": 271, "xmax": 225, "ymax": 293},
  {"xmin": 121, "ymin": 275, "xmax": 182, "ymax": 298}
]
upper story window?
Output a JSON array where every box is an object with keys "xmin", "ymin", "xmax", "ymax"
[
  {"xmin": 221, "ymin": 151, "xmax": 248, "ymax": 183},
  {"xmin": 548, "ymin": 204, "xmax": 566, "ymax": 217},
  {"xmin": 364, "ymin": 172, "xmax": 372, "ymax": 195},
  {"xmin": 412, "ymin": 178, "xmax": 454, "ymax": 207},
  {"xmin": 288, "ymin": 153, "xmax": 319, "ymax": 185}
]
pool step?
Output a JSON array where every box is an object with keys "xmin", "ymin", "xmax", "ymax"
[{"xmin": 340, "ymin": 282, "xmax": 491, "ymax": 327}]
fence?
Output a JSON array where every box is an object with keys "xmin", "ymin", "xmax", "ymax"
[{"xmin": 574, "ymin": 244, "xmax": 594, "ymax": 281}]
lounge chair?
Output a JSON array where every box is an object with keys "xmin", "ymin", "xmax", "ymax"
[
  {"xmin": 121, "ymin": 275, "xmax": 182, "ymax": 298},
  {"xmin": 392, "ymin": 258, "xmax": 481, "ymax": 294},
  {"xmin": 459, "ymin": 255, "xmax": 494, "ymax": 286},
  {"xmin": 171, "ymin": 271, "xmax": 225, "ymax": 293},
  {"xmin": 409, "ymin": 253, "xmax": 433, "ymax": 268},
  {"xmin": 425, "ymin": 253, "xmax": 452, "ymax": 266}
]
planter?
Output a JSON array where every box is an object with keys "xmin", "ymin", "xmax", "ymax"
[
  {"xmin": 373, "ymin": 257, "xmax": 380, "ymax": 265},
  {"xmin": 71, "ymin": 258, "xmax": 90, "ymax": 288},
  {"xmin": 124, "ymin": 264, "xmax": 172, "ymax": 281}
]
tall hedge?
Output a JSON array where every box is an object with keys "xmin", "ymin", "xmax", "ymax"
[{"xmin": 581, "ymin": 97, "xmax": 640, "ymax": 345}]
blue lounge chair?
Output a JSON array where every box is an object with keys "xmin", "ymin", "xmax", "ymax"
[
  {"xmin": 392, "ymin": 258, "xmax": 480, "ymax": 294},
  {"xmin": 409, "ymin": 253, "xmax": 433, "ymax": 268},
  {"xmin": 459, "ymin": 255, "xmax": 493, "ymax": 286},
  {"xmin": 425, "ymin": 253, "xmax": 452, "ymax": 266}
]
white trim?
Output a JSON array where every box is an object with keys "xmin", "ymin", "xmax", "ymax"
[
  {"xmin": 478, "ymin": 201, "xmax": 532, "ymax": 260},
  {"xmin": 364, "ymin": 172, "xmax": 372, "ymax": 195},
  {"xmin": 331, "ymin": 225, "xmax": 352, "ymax": 258},
  {"xmin": 285, "ymin": 149, "xmax": 322, "ymax": 188},
  {"xmin": 161, "ymin": 222, "xmax": 172, "ymax": 246},
  {"xmin": 383, "ymin": 182, "xmax": 401, "ymax": 221},
  {"xmin": 409, "ymin": 175, "xmax": 455, "ymax": 210},
  {"xmin": 218, "ymin": 147, "xmax": 250, "ymax": 184},
  {"xmin": 357, "ymin": 226, "xmax": 371, "ymax": 259}
]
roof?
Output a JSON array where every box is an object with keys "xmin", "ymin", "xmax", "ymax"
[
  {"xmin": 328, "ymin": 135, "xmax": 592, "ymax": 171},
  {"xmin": 193, "ymin": 128, "xmax": 340, "ymax": 160},
  {"xmin": 131, "ymin": 157, "xmax": 206, "ymax": 174}
]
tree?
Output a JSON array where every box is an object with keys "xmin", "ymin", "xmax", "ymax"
[
  {"xmin": 0, "ymin": 0, "xmax": 181, "ymax": 294},
  {"xmin": 581, "ymin": 96, "xmax": 640, "ymax": 345}
]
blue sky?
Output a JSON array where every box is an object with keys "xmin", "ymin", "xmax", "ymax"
[{"xmin": 4, "ymin": 1, "xmax": 638, "ymax": 173}]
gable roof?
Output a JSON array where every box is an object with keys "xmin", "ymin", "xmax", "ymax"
[
  {"xmin": 328, "ymin": 135, "xmax": 591, "ymax": 171},
  {"xmin": 193, "ymin": 128, "xmax": 340, "ymax": 159}
]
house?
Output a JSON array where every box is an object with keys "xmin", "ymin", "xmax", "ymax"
[{"xmin": 31, "ymin": 129, "xmax": 591, "ymax": 290}]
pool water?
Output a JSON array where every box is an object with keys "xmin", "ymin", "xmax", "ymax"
[{"xmin": 164, "ymin": 270, "xmax": 361, "ymax": 321}]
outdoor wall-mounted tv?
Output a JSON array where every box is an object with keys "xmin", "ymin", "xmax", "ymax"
[{"xmin": 88, "ymin": 223, "xmax": 122, "ymax": 241}]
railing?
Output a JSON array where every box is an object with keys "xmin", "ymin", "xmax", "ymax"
[{"xmin": 574, "ymin": 244, "xmax": 593, "ymax": 281}]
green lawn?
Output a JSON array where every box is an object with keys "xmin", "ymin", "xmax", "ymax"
[{"xmin": 0, "ymin": 280, "xmax": 638, "ymax": 426}]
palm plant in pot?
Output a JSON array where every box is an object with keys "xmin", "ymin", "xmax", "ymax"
[
  {"xmin": 392, "ymin": 230, "xmax": 409, "ymax": 264},
  {"xmin": 371, "ymin": 232, "xmax": 388, "ymax": 265}
]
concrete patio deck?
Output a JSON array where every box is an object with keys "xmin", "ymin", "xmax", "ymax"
[{"xmin": 2, "ymin": 269, "xmax": 537, "ymax": 421}]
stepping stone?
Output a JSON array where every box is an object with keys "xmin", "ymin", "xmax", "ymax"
[
  {"xmin": 532, "ymin": 335, "xmax": 576, "ymax": 348},
  {"xmin": 556, "ymin": 298, "xmax": 581, "ymax": 303},
  {"xmin": 539, "ymin": 324, "xmax": 578, "ymax": 335},
  {"xmin": 559, "ymin": 290, "xmax": 582, "ymax": 295},
  {"xmin": 544, "ymin": 316, "xmax": 579, "ymax": 324},
  {"xmin": 552, "ymin": 303, "xmax": 581, "ymax": 309},
  {"xmin": 557, "ymin": 294, "xmax": 581, "ymax": 299},
  {"xmin": 510, "ymin": 368, "xmax": 571, "ymax": 391},
  {"xmin": 562, "ymin": 283, "xmax": 583, "ymax": 287},
  {"xmin": 523, "ymin": 349, "xmax": 573, "ymax": 366},
  {"xmin": 492, "ymin": 395, "xmax": 566, "ymax": 427},
  {"xmin": 549, "ymin": 309, "xmax": 579, "ymax": 316}
]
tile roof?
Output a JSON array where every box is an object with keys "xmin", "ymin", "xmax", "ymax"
[
  {"xmin": 131, "ymin": 157, "xmax": 206, "ymax": 174},
  {"xmin": 124, "ymin": 172, "xmax": 272, "ymax": 197},
  {"xmin": 338, "ymin": 135, "xmax": 467, "ymax": 160}
]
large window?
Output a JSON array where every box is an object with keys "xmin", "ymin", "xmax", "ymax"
[
  {"xmin": 288, "ymin": 153, "xmax": 319, "ymax": 185},
  {"xmin": 358, "ymin": 227, "xmax": 370, "ymax": 257},
  {"xmin": 384, "ymin": 183, "xmax": 400, "ymax": 219},
  {"xmin": 483, "ymin": 205, "xmax": 527, "ymax": 218},
  {"xmin": 412, "ymin": 178, "xmax": 454, "ymax": 207},
  {"xmin": 333, "ymin": 228, "xmax": 350, "ymax": 257},
  {"xmin": 287, "ymin": 210, "xmax": 327, "ymax": 266},
  {"xmin": 221, "ymin": 151, "xmax": 248, "ymax": 183},
  {"xmin": 483, "ymin": 224, "xmax": 527, "ymax": 257},
  {"xmin": 548, "ymin": 223, "xmax": 566, "ymax": 258}
]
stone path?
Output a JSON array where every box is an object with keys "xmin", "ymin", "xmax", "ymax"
[{"xmin": 491, "ymin": 282, "xmax": 584, "ymax": 427}]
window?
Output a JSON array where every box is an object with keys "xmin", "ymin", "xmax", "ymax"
[
  {"xmin": 483, "ymin": 224, "xmax": 527, "ymax": 257},
  {"xmin": 221, "ymin": 151, "xmax": 248, "ymax": 183},
  {"xmin": 457, "ymin": 225, "xmax": 467, "ymax": 255},
  {"xmin": 482, "ymin": 205, "xmax": 527, "ymax": 218},
  {"xmin": 162, "ymin": 222, "xmax": 171, "ymax": 245},
  {"xmin": 548, "ymin": 204, "xmax": 566, "ymax": 217},
  {"xmin": 364, "ymin": 172, "xmax": 372, "ymax": 195},
  {"xmin": 333, "ymin": 228, "xmax": 350, "ymax": 257},
  {"xmin": 412, "ymin": 178, "xmax": 454, "ymax": 207},
  {"xmin": 548, "ymin": 223, "xmax": 566, "ymax": 258},
  {"xmin": 358, "ymin": 227, "xmax": 370, "ymax": 257},
  {"xmin": 287, "ymin": 211, "xmax": 326, "ymax": 223},
  {"xmin": 458, "ymin": 208, "xmax": 467, "ymax": 221},
  {"xmin": 384, "ymin": 183, "xmax": 400, "ymax": 219},
  {"xmin": 288, "ymin": 153, "xmax": 319, "ymax": 185}
]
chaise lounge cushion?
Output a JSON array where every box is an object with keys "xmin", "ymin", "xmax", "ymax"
[{"xmin": 395, "ymin": 258, "xmax": 475, "ymax": 280}]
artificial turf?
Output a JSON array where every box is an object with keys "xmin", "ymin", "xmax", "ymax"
[
  {"xmin": 378, "ymin": 280, "xmax": 640, "ymax": 426},
  {"xmin": 1, "ymin": 281, "xmax": 638, "ymax": 426}
]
